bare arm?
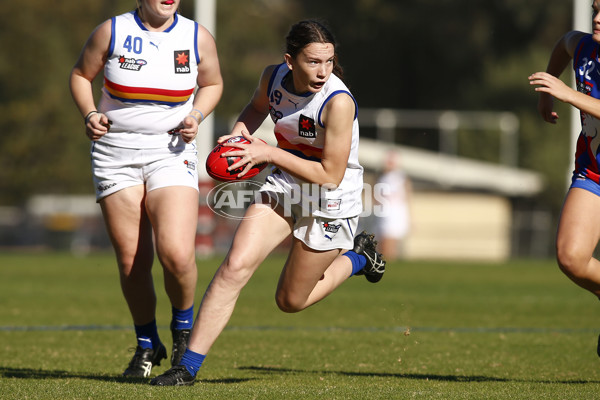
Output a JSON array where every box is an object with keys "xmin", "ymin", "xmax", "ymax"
[
  {"xmin": 270, "ymin": 93, "xmax": 354, "ymax": 186},
  {"xmin": 528, "ymin": 30, "xmax": 600, "ymax": 123},
  {"xmin": 227, "ymin": 65, "xmax": 276, "ymax": 136},
  {"xmin": 69, "ymin": 20, "xmax": 112, "ymax": 140},
  {"xmin": 180, "ymin": 25, "xmax": 224, "ymax": 143},
  {"xmin": 222, "ymin": 64, "xmax": 355, "ymax": 186},
  {"xmin": 547, "ymin": 30, "xmax": 585, "ymax": 76},
  {"xmin": 214, "ymin": 66, "xmax": 275, "ymax": 177},
  {"xmin": 226, "ymin": 94, "xmax": 354, "ymax": 186}
]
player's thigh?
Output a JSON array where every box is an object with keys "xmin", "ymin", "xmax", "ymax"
[
  {"xmin": 100, "ymin": 185, "xmax": 153, "ymax": 261},
  {"xmin": 557, "ymin": 187, "xmax": 600, "ymax": 258},
  {"xmin": 276, "ymin": 215, "xmax": 355, "ymax": 295},
  {"xmin": 225, "ymin": 195, "xmax": 293, "ymax": 272},
  {"xmin": 145, "ymin": 185, "xmax": 199, "ymax": 258},
  {"xmin": 277, "ymin": 240, "xmax": 341, "ymax": 299}
]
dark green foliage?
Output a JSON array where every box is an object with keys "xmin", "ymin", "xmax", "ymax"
[{"xmin": 0, "ymin": 1, "xmax": 575, "ymax": 214}]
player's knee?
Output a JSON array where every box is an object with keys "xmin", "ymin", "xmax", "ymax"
[
  {"xmin": 556, "ymin": 243, "xmax": 589, "ymax": 279},
  {"xmin": 275, "ymin": 292, "xmax": 305, "ymax": 313},
  {"xmin": 218, "ymin": 254, "xmax": 255, "ymax": 287},
  {"xmin": 117, "ymin": 250, "xmax": 153, "ymax": 279},
  {"xmin": 117, "ymin": 255, "xmax": 135, "ymax": 276},
  {"xmin": 157, "ymin": 243, "xmax": 195, "ymax": 274},
  {"xmin": 275, "ymin": 298, "xmax": 302, "ymax": 313}
]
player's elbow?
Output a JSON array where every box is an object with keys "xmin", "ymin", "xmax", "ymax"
[
  {"xmin": 317, "ymin": 161, "xmax": 346, "ymax": 188},
  {"xmin": 319, "ymin": 180, "xmax": 340, "ymax": 190},
  {"xmin": 320, "ymin": 172, "xmax": 343, "ymax": 188},
  {"xmin": 315, "ymin": 168, "xmax": 343, "ymax": 188}
]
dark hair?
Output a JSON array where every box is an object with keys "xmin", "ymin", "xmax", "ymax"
[{"xmin": 285, "ymin": 20, "xmax": 344, "ymax": 80}]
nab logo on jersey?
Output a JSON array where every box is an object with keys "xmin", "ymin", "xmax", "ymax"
[
  {"xmin": 298, "ymin": 114, "xmax": 316, "ymax": 138},
  {"xmin": 174, "ymin": 50, "xmax": 190, "ymax": 74}
]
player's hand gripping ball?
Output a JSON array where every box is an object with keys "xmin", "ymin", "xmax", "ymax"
[{"xmin": 205, "ymin": 136, "xmax": 267, "ymax": 181}]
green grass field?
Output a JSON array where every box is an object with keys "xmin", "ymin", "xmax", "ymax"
[{"xmin": 1, "ymin": 251, "xmax": 600, "ymax": 399}]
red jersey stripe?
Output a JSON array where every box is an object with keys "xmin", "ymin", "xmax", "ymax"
[
  {"xmin": 275, "ymin": 132, "xmax": 323, "ymax": 159},
  {"xmin": 104, "ymin": 78, "xmax": 194, "ymax": 103}
]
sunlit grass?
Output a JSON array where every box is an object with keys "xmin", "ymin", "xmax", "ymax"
[{"xmin": 0, "ymin": 252, "xmax": 599, "ymax": 399}]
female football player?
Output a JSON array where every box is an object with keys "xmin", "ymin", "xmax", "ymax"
[
  {"xmin": 69, "ymin": 0, "xmax": 223, "ymax": 377},
  {"xmin": 529, "ymin": 0, "xmax": 600, "ymax": 357},
  {"xmin": 151, "ymin": 19, "xmax": 386, "ymax": 386}
]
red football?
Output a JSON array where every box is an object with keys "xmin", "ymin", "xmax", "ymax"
[{"xmin": 205, "ymin": 136, "xmax": 268, "ymax": 182}]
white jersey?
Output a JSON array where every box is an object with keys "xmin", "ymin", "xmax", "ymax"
[
  {"xmin": 98, "ymin": 11, "xmax": 199, "ymax": 149},
  {"xmin": 263, "ymin": 63, "xmax": 364, "ymax": 218}
]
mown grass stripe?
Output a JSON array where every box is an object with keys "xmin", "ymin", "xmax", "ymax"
[{"xmin": 0, "ymin": 324, "xmax": 596, "ymax": 334}]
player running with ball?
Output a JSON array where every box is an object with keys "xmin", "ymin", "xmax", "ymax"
[{"xmin": 151, "ymin": 19, "xmax": 386, "ymax": 386}]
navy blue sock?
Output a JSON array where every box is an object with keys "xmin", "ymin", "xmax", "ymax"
[
  {"xmin": 171, "ymin": 305, "xmax": 194, "ymax": 330},
  {"xmin": 180, "ymin": 348, "xmax": 206, "ymax": 377},
  {"xmin": 134, "ymin": 319, "xmax": 161, "ymax": 350},
  {"xmin": 343, "ymin": 250, "xmax": 367, "ymax": 276}
]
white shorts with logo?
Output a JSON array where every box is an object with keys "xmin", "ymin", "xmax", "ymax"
[
  {"xmin": 260, "ymin": 183, "xmax": 359, "ymax": 251},
  {"xmin": 294, "ymin": 214, "xmax": 359, "ymax": 251},
  {"xmin": 91, "ymin": 141, "xmax": 199, "ymax": 202}
]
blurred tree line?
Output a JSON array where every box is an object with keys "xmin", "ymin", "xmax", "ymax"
[{"xmin": 0, "ymin": 0, "xmax": 575, "ymax": 214}]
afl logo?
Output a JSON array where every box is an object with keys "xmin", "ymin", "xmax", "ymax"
[{"xmin": 207, "ymin": 181, "xmax": 277, "ymax": 220}]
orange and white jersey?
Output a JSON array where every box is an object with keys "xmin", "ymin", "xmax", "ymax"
[
  {"xmin": 263, "ymin": 63, "xmax": 363, "ymax": 218},
  {"xmin": 98, "ymin": 10, "xmax": 199, "ymax": 148}
]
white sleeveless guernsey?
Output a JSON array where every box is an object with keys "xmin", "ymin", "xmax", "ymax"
[
  {"xmin": 98, "ymin": 10, "xmax": 199, "ymax": 149},
  {"xmin": 264, "ymin": 63, "xmax": 364, "ymax": 219}
]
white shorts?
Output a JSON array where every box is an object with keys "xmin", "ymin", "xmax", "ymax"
[
  {"xmin": 261, "ymin": 190, "xmax": 359, "ymax": 251},
  {"xmin": 294, "ymin": 214, "xmax": 359, "ymax": 251},
  {"xmin": 91, "ymin": 141, "xmax": 199, "ymax": 201}
]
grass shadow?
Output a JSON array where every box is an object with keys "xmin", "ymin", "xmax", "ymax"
[
  {"xmin": 0, "ymin": 366, "xmax": 252, "ymax": 385},
  {"xmin": 2, "ymin": 365, "xmax": 598, "ymax": 386},
  {"xmin": 238, "ymin": 365, "xmax": 600, "ymax": 385}
]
